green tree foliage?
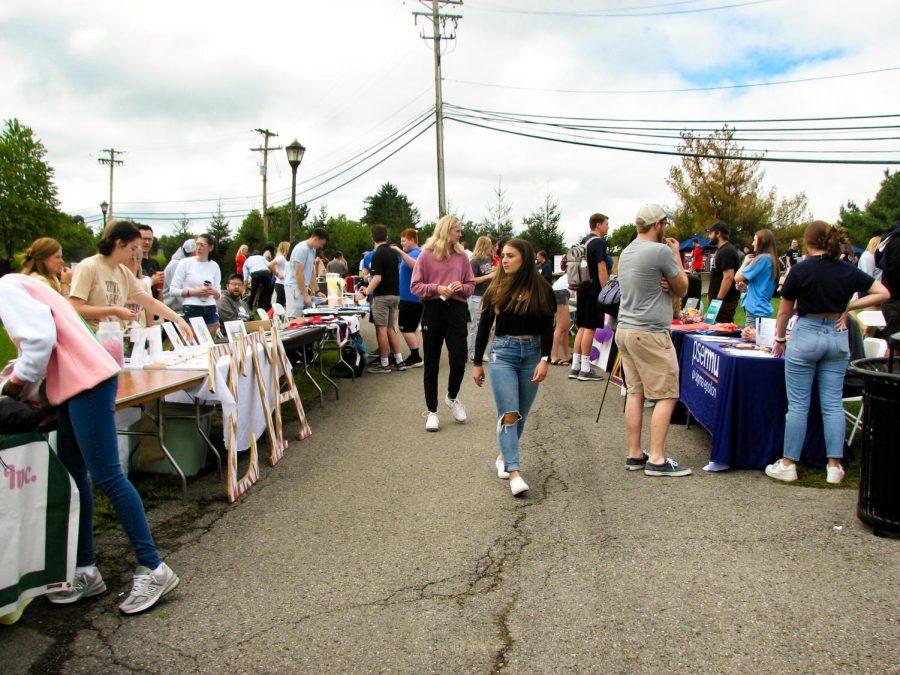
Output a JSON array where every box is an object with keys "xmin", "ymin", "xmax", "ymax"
[
  {"xmin": 206, "ymin": 203, "xmax": 232, "ymax": 268},
  {"xmin": 839, "ymin": 170, "xmax": 900, "ymax": 246},
  {"xmin": 225, "ymin": 203, "xmax": 310, "ymax": 274},
  {"xmin": 53, "ymin": 214, "xmax": 97, "ymax": 262},
  {"xmin": 519, "ymin": 191, "xmax": 566, "ymax": 256},
  {"xmin": 667, "ymin": 126, "xmax": 808, "ymax": 246},
  {"xmin": 0, "ymin": 119, "xmax": 60, "ymax": 271},
  {"xmin": 158, "ymin": 217, "xmax": 195, "ymax": 260},
  {"xmin": 607, "ymin": 224, "xmax": 637, "ymax": 254},
  {"xmin": 478, "ymin": 179, "xmax": 516, "ymax": 240},
  {"xmin": 361, "ymin": 183, "xmax": 420, "ymax": 242},
  {"xmin": 323, "ymin": 214, "xmax": 372, "ymax": 271}
]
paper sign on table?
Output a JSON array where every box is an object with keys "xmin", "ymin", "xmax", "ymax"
[
  {"xmin": 755, "ymin": 318, "xmax": 777, "ymax": 348},
  {"xmin": 685, "ymin": 298, "xmax": 699, "ymax": 311},
  {"xmin": 190, "ymin": 317, "xmax": 215, "ymax": 346},
  {"xmin": 162, "ymin": 322, "xmax": 186, "ymax": 351},
  {"xmin": 129, "ymin": 327, "xmax": 149, "ymax": 366},
  {"xmin": 704, "ymin": 299, "xmax": 722, "ymax": 324},
  {"xmin": 224, "ymin": 320, "xmax": 248, "ymax": 343}
]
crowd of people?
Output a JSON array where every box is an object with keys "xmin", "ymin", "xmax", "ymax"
[{"xmin": 3, "ymin": 206, "xmax": 898, "ymax": 619}]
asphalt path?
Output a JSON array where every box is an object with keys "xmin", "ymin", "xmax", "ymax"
[{"xmin": 4, "ymin": 328, "xmax": 898, "ymax": 673}]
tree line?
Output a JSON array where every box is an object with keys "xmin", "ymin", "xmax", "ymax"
[{"xmin": 3, "ymin": 116, "xmax": 899, "ymax": 276}]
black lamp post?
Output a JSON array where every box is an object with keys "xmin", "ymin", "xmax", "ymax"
[
  {"xmin": 100, "ymin": 201, "xmax": 109, "ymax": 229},
  {"xmin": 285, "ymin": 140, "xmax": 306, "ymax": 247}
]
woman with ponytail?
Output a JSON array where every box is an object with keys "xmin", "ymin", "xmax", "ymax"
[
  {"xmin": 767, "ymin": 221, "xmax": 889, "ymax": 485},
  {"xmin": 472, "ymin": 238, "xmax": 556, "ymax": 496},
  {"xmin": 21, "ymin": 237, "xmax": 72, "ymax": 295}
]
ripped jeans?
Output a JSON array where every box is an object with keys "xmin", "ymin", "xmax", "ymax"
[{"xmin": 489, "ymin": 336, "xmax": 541, "ymax": 473}]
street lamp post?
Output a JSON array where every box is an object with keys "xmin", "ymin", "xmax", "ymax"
[
  {"xmin": 100, "ymin": 201, "xmax": 109, "ymax": 229},
  {"xmin": 285, "ymin": 139, "xmax": 306, "ymax": 248}
]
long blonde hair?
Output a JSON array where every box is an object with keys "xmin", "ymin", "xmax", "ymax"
[
  {"xmin": 21, "ymin": 237, "xmax": 62, "ymax": 290},
  {"xmin": 423, "ymin": 215, "xmax": 465, "ymax": 261},
  {"xmin": 277, "ymin": 241, "xmax": 290, "ymax": 258},
  {"xmin": 236, "ymin": 244, "xmax": 249, "ymax": 257},
  {"xmin": 866, "ymin": 235, "xmax": 882, "ymax": 254},
  {"xmin": 472, "ymin": 235, "xmax": 493, "ymax": 260}
]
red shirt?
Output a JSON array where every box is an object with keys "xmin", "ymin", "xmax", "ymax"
[
  {"xmin": 235, "ymin": 253, "xmax": 246, "ymax": 276},
  {"xmin": 691, "ymin": 246, "xmax": 703, "ymax": 271}
]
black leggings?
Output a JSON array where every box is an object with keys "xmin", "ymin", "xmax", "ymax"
[
  {"xmin": 421, "ymin": 299, "xmax": 468, "ymax": 412},
  {"xmin": 249, "ymin": 271, "xmax": 273, "ymax": 311}
]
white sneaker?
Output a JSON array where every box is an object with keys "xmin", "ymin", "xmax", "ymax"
[
  {"xmin": 826, "ymin": 464, "xmax": 845, "ymax": 484},
  {"xmin": 510, "ymin": 475, "xmax": 529, "ymax": 496},
  {"xmin": 765, "ymin": 458, "xmax": 798, "ymax": 483},
  {"xmin": 496, "ymin": 455, "xmax": 510, "ymax": 479},
  {"xmin": 47, "ymin": 568, "xmax": 106, "ymax": 605},
  {"xmin": 424, "ymin": 411, "xmax": 440, "ymax": 432},
  {"xmin": 445, "ymin": 395, "xmax": 467, "ymax": 423},
  {"xmin": 118, "ymin": 562, "xmax": 179, "ymax": 615}
]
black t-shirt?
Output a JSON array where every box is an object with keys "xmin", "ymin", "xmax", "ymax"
[
  {"xmin": 369, "ymin": 243, "xmax": 400, "ymax": 296},
  {"xmin": 786, "ymin": 248, "xmax": 800, "ymax": 267},
  {"xmin": 141, "ymin": 257, "xmax": 161, "ymax": 299},
  {"xmin": 709, "ymin": 242, "xmax": 740, "ymax": 301},
  {"xmin": 539, "ymin": 259, "xmax": 553, "ymax": 282},
  {"xmin": 780, "ymin": 256, "xmax": 874, "ymax": 315},
  {"xmin": 585, "ymin": 237, "xmax": 608, "ymax": 287},
  {"xmin": 471, "ymin": 257, "xmax": 494, "ymax": 295},
  {"xmin": 876, "ymin": 228, "xmax": 900, "ymax": 298}
]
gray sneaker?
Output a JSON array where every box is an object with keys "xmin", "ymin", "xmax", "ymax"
[
  {"xmin": 48, "ymin": 568, "xmax": 107, "ymax": 605},
  {"xmin": 644, "ymin": 458, "xmax": 692, "ymax": 477},
  {"xmin": 367, "ymin": 363, "xmax": 392, "ymax": 374},
  {"xmin": 568, "ymin": 368, "xmax": 580, "ymax": 379},
  {"xmin": 577, "ymin": 370, "xmax": 605, "ymax": 382},
  {"xmin": 118, "ymin": 563, "xmax": 180, "ymax": 615}
]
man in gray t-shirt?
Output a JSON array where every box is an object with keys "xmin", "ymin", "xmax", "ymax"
[{"xmin": 614, "ymin": 204, "xmax": 691, "ymax": 478}]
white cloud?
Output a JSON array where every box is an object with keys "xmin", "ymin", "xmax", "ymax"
[{"xmin": 0, "ymin": 0, "xmax": 898, "ymax": 246}]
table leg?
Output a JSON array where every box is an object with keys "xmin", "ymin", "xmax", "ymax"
[
  {"xmin": 155, "ymin": 398, "xmax": 188, "ymax": 501},
  {"xmin": 300, "ymin": 344, "xmax": 325, "ymax": 408},
  {"xmin": 316, "ymin": 335, "xmax": 340, "ymax": 400},
  {"xmin": 195, "ymin": 398, "xmax": 222, "ymax": 477}
]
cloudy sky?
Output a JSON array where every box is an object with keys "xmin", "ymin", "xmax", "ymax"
[{"xmin": 2, "ymin": 0, "xmax": 899, "ymax": 244}]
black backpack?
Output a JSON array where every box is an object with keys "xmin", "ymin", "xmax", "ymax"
[{"xmin": 329, "ymin": 344, "xmax": 364, "ymax": 378}]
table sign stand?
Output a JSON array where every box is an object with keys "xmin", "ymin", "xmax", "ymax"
[
  {"xmin": 243, "ymin": 331, "xmax": 290, "ymax": 467},
  {"xmin": 596, "ymin": 354, "xmax": 627, "ymax": 423},
  {"xmin": 268, "ymin": 320, "xmax": 312, "ymax": 452}
]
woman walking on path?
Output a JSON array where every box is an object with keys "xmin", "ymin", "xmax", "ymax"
[
  {"xmin": 410, "ymin": 215, "xmax": 475, "ymax": 431},
  {"xmin": 735, "ymin": 228, "xmax": 779, "ymax": 326},
  {"xmin": 472, "ymin": 238, "xmax": 556, "ymax": 496},
  {"xmin": 550, "ymin": 273, "xmax": 572, "ymax": 365},
  {"xmin": 767, "ymin": 221, "xmax": 888, "ymax": 485},
  {"xmin": 468, "ymin": 235, "xmax": 496, "ymax": 360}
]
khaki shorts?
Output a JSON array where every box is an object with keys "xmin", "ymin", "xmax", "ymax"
[
  {"xmin": 370, "ymin": 295, "xmax": 399, "ymax": 327},
  {"xmin": 614, "ymin": 328, "xmax": 680, "ymax": 401}
]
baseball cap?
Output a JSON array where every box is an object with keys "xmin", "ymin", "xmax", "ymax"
[
  {"xmin": 635, "ymin": 203, "xmax": 668, "ymax": 227},
  {"xmin": 182, "ymin": 239, "xmax": 197, "ymax": 254},
  {"xmin": 706, "ymin": 221, "xmax": 729, "ymax": 237}
]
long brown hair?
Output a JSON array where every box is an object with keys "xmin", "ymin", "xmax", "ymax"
[
  {"xmin": 21, "ymin": 237, "xmax": 62, "ymax": 288},
  {"xmin": 482, "ymin": 238, "xmax": 555, "ymax": 317},
  {"xmin": 804, "ymin": 220, "xmax": 848, "ymax": 259},
  {"xmin": 752, "ymin": 228, "xmax": 780, "ymax": 280}
]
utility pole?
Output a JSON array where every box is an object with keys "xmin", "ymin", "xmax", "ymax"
[
  {"xmin": 413, "ymin": 0, "xmax": 462, "ymax": 218},
  {"xmin": 251, "ymin": 129, "xmax": 283, "ymax": 240},
  {"xmin": 97, "ymin": 148, "xmax": 125, "ymax": 222}
]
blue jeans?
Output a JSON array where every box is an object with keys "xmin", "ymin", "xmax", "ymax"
[
  {"xmin": 56, "ymin": 376, "xmax": 161, "ymax": 569},
  {"xmin": 783, "ymin": 317, "xmax": 849, "ymax": 461},
  {"xmin": 467, "ymin": 295, "xmax": 482, "ymax": 359},
  {"xmin": 489, "ymin": 336, "xmax": 541, "ymax": 473},
  {"xmin": 745, "ymin": 312, "xmax": 769, "ymax": 328}
]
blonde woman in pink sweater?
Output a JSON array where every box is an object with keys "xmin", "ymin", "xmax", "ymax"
[
  {"xmin": 410, "ymin": 215, "xmax": 475, "ymax": 431},
  {"xmin": 0, "ymin": 274, "xmax": 180, "ymax": 615}
]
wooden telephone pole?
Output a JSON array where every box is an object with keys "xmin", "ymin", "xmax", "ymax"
[
  {"xmin": 97, "ymin": 148, "xmax": 125, "ymax": 222},
  {"xmin": 251, "ymin": 129, "xmax": 283, "ymax": 239}
]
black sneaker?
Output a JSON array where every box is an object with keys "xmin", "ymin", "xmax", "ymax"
[
  {"xmin": 625, "ymin": 453, "xmax": 649, "ymax": 471},
  {"xmin": 392, "ymin": 360, "xmax": 407, "ymax": 372},
  {"xmin": 577, "ymin": 370, "xmax": 605, "ymax": 382},
  {"xmin": 568, "ymin": 368, "xmax": 580, "ymax": 380},
  {"xmin": 644, "ymin": 458, "xmax": 692, "ymax": 477},
  {"xmin": 402, "ymin": 354, "xmax": 423, "ymax": 368},
  {"xmin": 367, "ymin": 363, "xmax": 393, "ymax": 374}
]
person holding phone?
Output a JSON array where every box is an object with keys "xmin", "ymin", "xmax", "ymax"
[{"xmin": 170, "ymin": 233, "xmax": 222, "ymax": 338}]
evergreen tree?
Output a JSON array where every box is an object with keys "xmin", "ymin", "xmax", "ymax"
[
  {"xmin": 520, "ymin": 191, "xmax": 566, "ymax": 256},
  {"xmin": 206, "ymin": 203, "xmax": 232, "ymax": 267},
  {"xmin": 839, "ymin": 170, "xmax": 900, "ymax": 245},
  {"xmin": 478, "ymin": 178, "xmax": 515, "ymax": 240},
  {"xmin": 361, "ymin": 183, "xmax": 420, "ymax": 242}
]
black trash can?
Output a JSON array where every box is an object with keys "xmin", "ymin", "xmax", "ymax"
[{"xmin": 848, "ymin": 346, "xmax": 900, "ymax": 537}]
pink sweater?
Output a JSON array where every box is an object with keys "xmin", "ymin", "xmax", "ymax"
[
  {"xmin": 0, "ymin": 274, "xmax": 120, "ymax": 405},
  {"xmin": 409, "ymin": 249, "xmax": 475, "ymax": 303}
]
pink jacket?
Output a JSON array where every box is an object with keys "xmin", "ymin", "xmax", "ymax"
[
  {"xmin": 0, "ymin": 274, "xmax": 120, "ymax": 405},
  {"xmin": 410, "ymin": 249, "xmax": 475, "ymax": 303}
]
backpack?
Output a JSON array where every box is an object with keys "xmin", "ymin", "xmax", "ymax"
[
  {"xmin": 596, "ymin": 276, "xmax": 621, "ymax": 316},
  {"xmin": 565, "ymin": 236, "xmax": 597, "ymax": 291},
  {"xmin": 329, "ymin": 344, "xmax": 364, "ymax": 378}
]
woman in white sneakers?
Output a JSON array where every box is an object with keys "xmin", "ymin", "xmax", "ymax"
[
  {"xmin": 472, "ymin": 238, "xmax": 556, "ymax": 496},
  {"xmin": 410, "ymin": 215, "xmax": 475, "ymax": 431}
]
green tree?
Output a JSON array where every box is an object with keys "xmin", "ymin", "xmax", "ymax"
[
  {"xmin": 52, "ymin": 214, "xmax": 97, "ymax": 262},
  {"xmin": 0, "ymin": 119, "xmax": 59, "ymax": 271},
  {"xmin": 519, "ymin": 191, "xmax": 566, "ymax": 256},
  {"xmin": 839, "ymin": 169, "xmax": 900, "ymax": 246},
  {"xmin": 226, "ymin": 203, "xmax": 310, "ymax": 268},
  {"xmin": 310, "ymin": 203, "xmax": 329, "ymax": 229},
  {"xmin": 667, "ymin": 126, "xmax": 808, "ymax": 246},
  {"xmin": 607, "ymin": 223, "xmax": 637, "ymax": 255},
  {"xmin": 361, "ymin": 183, "xmax": 420, "ymax": 242},
  {"xmin": 323, "ymin": 214, "xmax": 371, "ymax": 271},
  {"xmin": 206, "ymin": 203, "xmax": 232, "ymax": 268},
  {"xmin": 478, "ymin": 179, "xmax": 516, "ymax": 240},
  {"xmin": 158, "ymin": 217, "xmax": 195, "ymax": 259}
]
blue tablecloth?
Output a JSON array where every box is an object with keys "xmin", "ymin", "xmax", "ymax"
[{"xmin": 678, "ymin": 334, "xmax": 826, "ymax": 469}]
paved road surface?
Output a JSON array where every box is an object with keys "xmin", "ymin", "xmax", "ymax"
[{"xmin": 4, "ymin": 335, "xmax": 898, "ymax": 673}]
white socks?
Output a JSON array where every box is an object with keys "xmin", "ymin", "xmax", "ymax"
[
  {"xmin": 380, "ymin": 357, "xmax": 390, "ymax": 367},
  {"xmin": 394, "ymin": 353, "xmax": 404, "ymax": 364},
  {"xmin": 580, "ymin": 357, "xmax": 592, "ymax": 373},
  {"xmin": 572, "ymin": 354, "xmax": 582, "ymax": 369},
  {"xmin": 76, "ymin": 565, "xmax": 97, "ymax": 576}
]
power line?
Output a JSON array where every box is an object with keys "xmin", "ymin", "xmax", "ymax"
[
  {"xmin": 444, "ymin": 65, "xmax": 900, "ymax": 95},
  {"xmin": 445, "ymin": 115, "xmax": 900, "ymax": 165},
  {"xmin": 467, "ymin": 0, "xmax": 775, "ymax": 18}
]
